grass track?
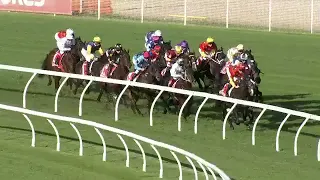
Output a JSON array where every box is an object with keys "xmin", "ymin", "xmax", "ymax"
[{"xmin": 0, "ymin": 12, "xmax": 320, "ymax": 180}]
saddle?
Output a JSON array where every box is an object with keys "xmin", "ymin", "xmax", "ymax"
[{"xmin": 52, "ymin": 51, "xmax": 66, "ymax": 72}]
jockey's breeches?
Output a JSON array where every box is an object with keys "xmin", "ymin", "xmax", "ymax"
[{"xmin": 81, "ymin": 48, "xmax": 94, "ymax": 62}]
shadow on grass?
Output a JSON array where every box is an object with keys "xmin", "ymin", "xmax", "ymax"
[
  {"xmin": 0, "ymin": 125, "xmax": 236, "ymax": 180},
  {"xmin": 1, "ymin": 86, "xmax": 319, "ymax": 142}
]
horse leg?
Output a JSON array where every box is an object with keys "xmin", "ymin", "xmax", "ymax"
[
  {"xmin": 54, "ymin": 76, "xmax": 61, "ymax": 91},
  {"xmin": 47, "ymin": 75, "xmax": 52, "ymax": 86},
  {"xmin": 73, "ymin": 79, "xmax": 83, "ymax": 95},
  {"xmin": 160, "ymin": 93, "xmax": 171, "ymax": 114},
  {"xmin": 231, "ymin": 107, "xmax": 241, "ymax": 126},
  {"xmin": 194, "ymin": 72, "xmax": 204, "ymax": 90},
  {"xmin": 128, "ymin": 90, "xmax": 142, "ymax": 115},
  {"xmin": 182, "ymin": 97, "xmax": 192, "ymax": 121},
  {"xmin": 97, "ymin": 88, "xmax": 104, "ymax": 102},
  {"xmin": 97, "ymin": 83, "xmax": 107, "ymax": 102}
]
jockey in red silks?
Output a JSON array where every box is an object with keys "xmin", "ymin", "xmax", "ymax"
[
  {"xmin": 53, "ymin": 28, "xmax": 75, "ymax": 67},
  {"xmin": 161, "ymin": 49, "xmax": 177, "ymax": 76},
  {"xmin": 197, "ymin": 37, "xmax": 217, "ymax": 66},
  {"xmin": 150, "ymin": 45, "xmax": 161, "ymax": 63},
  {"xmin": 219, "ymin": 62, "xmax": 246, "ymax": 97}
]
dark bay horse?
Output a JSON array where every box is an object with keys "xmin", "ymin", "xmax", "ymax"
[
  {"xmin": 73, "ymin": 48, "xmax": 131, "ymax": 96},
  {"xmin": 38, "ymin": 36, "xmax": 84, "ymax": 91},
  {"xmin": 194, "ymin": 48, "xmax": 226, "ymax": 93},
  {"xmin": 241, "ymin": 49, "xmax": 263, "ymax": 102},
  {"xmin": 127, "ymin": 62, "xmax": 167, "ymax": 115},
  {"xmin": 222, "ymin": 78, "xmax": 255, "ymax": 130},
  {"xmin": 96, "ymin": 51, "xmax": 131, "ymax": 103}
]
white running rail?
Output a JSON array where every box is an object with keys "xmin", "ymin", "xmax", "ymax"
[
  {"xmin": 0, "ymin": 103, "xmax": 231, "ymax": 180},
  {"xmin": 0, "ymin": 64, "xmax": 320, "ymax": 160}
]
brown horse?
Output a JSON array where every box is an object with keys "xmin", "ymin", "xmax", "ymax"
[
  {"xmin": 171, "ymin": 77, "xmax": 193, "ymax": 120},
  {"xmin": 73, "ymin": 48, "xmax": 131, "ymax": 96},
  {"xmin": 96, "ymin": 52, "xmax": 131, "ymax": 103},
  {"xmin": 38, "ymin": 37, "xmax": 84, "ymax": 91},
  {"xmin": 193, "ymin": 48, "xmax": 226, "ymax": 93},
  {"xmin": 127, "ymin": 62, "xmax": 166, "ymax": 115},
  {"xmin": 163, "ymin": 57, "xmax": 194, "ymax": 119},
  {"xmin": 221, "ymin": 77, "xmax": 255, "ymax": 130}
]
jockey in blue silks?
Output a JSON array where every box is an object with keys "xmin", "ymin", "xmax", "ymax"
[
  {"xmin": 128, "ymin": 51, "xmax": 150, "ymax": 80},
  {"xmin": 144, "ymin": 30, "xmax": 164, "ymax": 51}
]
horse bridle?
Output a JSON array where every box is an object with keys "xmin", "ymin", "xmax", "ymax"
[{"xmin": 209, "ymin": 51, "xmax": 225, "ymax": 64}]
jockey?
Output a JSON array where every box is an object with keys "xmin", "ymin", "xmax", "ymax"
[
  {"xmin": 149, "ymin": 45, "xmax": 162, "ymax": 62},
  {"xmin": 227, "ymin": 47, "xmax": 241, "ymax": 66},
  {"xmin": 165, "ymin": 49, "xmax": 177, "ymax": 67},
  {"xmin": 197, "ymin": 37, "xmax": 218, "ymax": 65},
  {"xmin": 168, "ymin": 58, "xmax": 185, "ymax": 87},
  {"xmin": 53, "ymin": 28, "xmax": 75, "ymax": 66},
  {"xmin": 145, "ymin": 30, "xmax": 164, "ymax": 44},
  {"xmin": 161, "ymin": 49, "xmax": 177, "ymax": 76},
  {"xmin": 219, "ymin": 62, "xmax": 246, "ymax": 97},
  {"xmin": 81, "ymin": 36, "xmax": 104, "ymax": 75},
  {"xmin": 106, "ymin": 43, "xmax": 123, "ymax": 58},
  {"xmin": 176, "ymin": 40, "xmax": 190, "ymax": 55},
  {"xmin": 236, "ymin": 44, "xmax": 248, "ymax": 62},
  {"xmin": 145, "ymin": 36, "xmax": 161, "ymax": 51},
  {"xmin": 104, "ymin": 43, "xmax": 123, "ymax": 77},
  {"xmin": 128, "ymin": 51, "xmax": 150, "ymax": 80},
  {"xmin": 174, "ymin": 45, "xmax": 183, "ymax": 58}
]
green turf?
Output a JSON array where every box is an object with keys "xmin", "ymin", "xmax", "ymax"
[{"xmin": 0, "ymin": 12, "xmax": 320, "ymax": 180}]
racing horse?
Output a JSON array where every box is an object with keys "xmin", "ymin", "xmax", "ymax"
[
  {"xmin": 193, "ymin": 47, "xmax": 226, "ymax": 93},
  {"xmin": 222, "ymin": 77, "xmax": 255, "ymax": 130},
  {"xmin": 73, "ymin": 47, "xmax": 131, "ymax": 96},
  {"xmin": 96, "ymin": 49, "xmax": 131, "ymax": 103},
  {"xmin": 127, "ymin": 62, "xmax": 169, "ymax": 115},
  {"xmin": 240, "ymin": 49, "xmax": 263, "ymax": 102},
  {"xmin": 38, "ymin": 36, "xmax": 84, "ymax": 91},
  {"xmin": 167, "ymin": 56, "xmax": 195, "ymax": 119}
]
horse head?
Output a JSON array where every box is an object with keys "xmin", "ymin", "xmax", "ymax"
[
  {"xmin": 161, "ymin": 41, "xmax": 172, "ymax": 52},
  {"xmin": 121, "ymin": 48, "xmax": 132, "ymax": 69}
]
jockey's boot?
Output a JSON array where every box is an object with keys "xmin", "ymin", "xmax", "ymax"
[
  {"xmin": 219, "ymin": 83, "xmax": 229, "ymax": 97},
  {"xmin": 129, "ymin": 72, "xmax": 136, "ymax": 81},
  {"xmin": 105, "ymin": 65, "xmax": 111, "ymax": 78},
  {"xmin": 83, "ymin": 61, "xmax": 89, "ymax": 75}
]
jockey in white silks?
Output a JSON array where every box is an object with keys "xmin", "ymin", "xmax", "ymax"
[
  {"xmin": 53, "ymin": 28, "xmax": 75, "ymax": 66},
  {"xmin": 168, "ymin": 58, "xmax": 185, "ymax": 87},
  {"xmin": 227, "ymin": 47, "xmax": 241, "ymax": 66}
]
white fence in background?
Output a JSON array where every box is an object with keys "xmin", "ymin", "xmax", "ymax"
[
  {"xmin": 0, "ymin": 103, "xmax": 231, "ymax": 180},
  {"xmin": 0, "ymin": 64, "xmax": 320, "ymax": 161},
  {"xmin": 75, "ymin": 0, "xmax": 320, "ymax": 33}
]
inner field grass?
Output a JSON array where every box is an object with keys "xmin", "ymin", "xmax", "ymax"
[{"xmin": 0, "ymin": 12, "xmax": 320, "ymax": 180}]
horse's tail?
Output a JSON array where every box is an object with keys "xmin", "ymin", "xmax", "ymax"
[{"xmin": 38, "ymin": 53, "xmax": 49, "ymax": 78}]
